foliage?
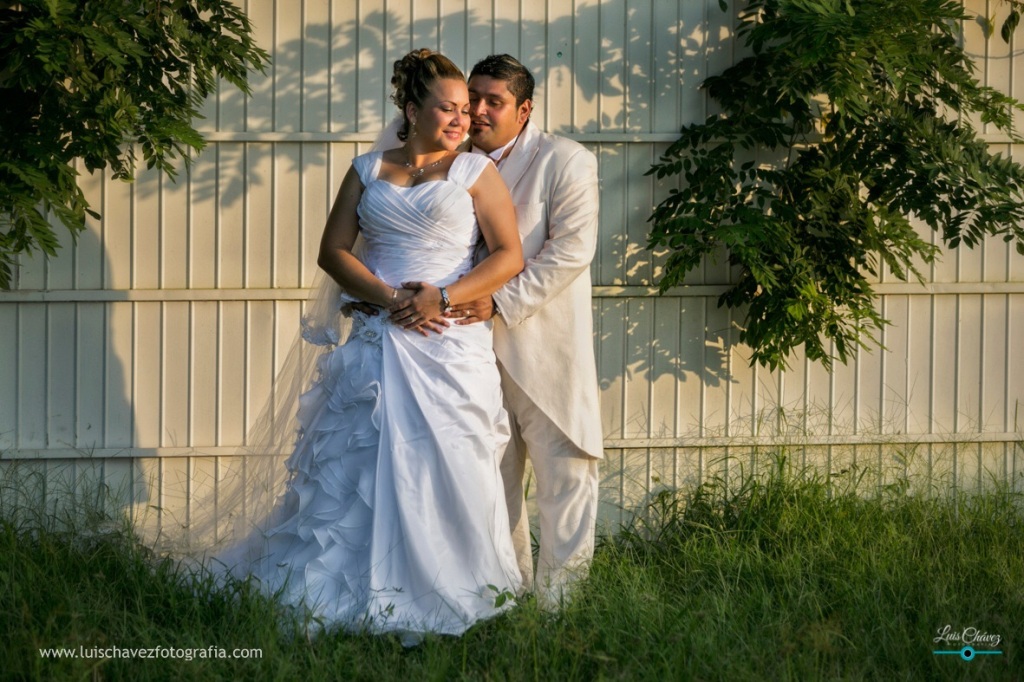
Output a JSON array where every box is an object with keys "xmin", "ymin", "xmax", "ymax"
[
  {"xmin": 648, "ymin": 0, "xmax": 1024, "ymax": 370},
  {"xmin": 0, "ymin": 0, "xmax": 269, "ymax": 289},
  {"xmin": 4, "ymin": 454, "xmax": 1023, "ymax": 680}
]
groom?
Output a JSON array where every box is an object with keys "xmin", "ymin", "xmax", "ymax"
[{"xmin": 451, "ymin": 54, "xmax": 603, "ymax": 607}]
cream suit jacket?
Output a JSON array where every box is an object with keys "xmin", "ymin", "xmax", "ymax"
[{"xmin": 489, "ymin": 122, "xmax": 604, "ymax": 459}]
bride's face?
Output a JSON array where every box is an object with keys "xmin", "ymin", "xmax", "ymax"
[{"xmin": 408, "ymin": 78, "xmax": 470, "ymax": 151}]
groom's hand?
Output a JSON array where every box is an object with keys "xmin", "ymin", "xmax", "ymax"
[
  {"xmin": 344, "ymin": 302, "xmax": 379, "ymax": 316},
  {"xmin": 450, "ymin": 295, "xmax": 496, "ymax": 324}
]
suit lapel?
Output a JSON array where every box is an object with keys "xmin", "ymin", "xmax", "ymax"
[{"xmin": 498, "ymin": 121, "xmax": 540, "ymax": 195}]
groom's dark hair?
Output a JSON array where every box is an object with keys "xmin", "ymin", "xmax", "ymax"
[{"xmin": 469, "ymin": 54, "xmax": 535, "ymax": 107}]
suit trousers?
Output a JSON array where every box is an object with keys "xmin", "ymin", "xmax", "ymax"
[{"xmin": 497, "ymin": 362, "xmax": 599, "ymax": 607}]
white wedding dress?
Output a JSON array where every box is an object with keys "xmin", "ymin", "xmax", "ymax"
[{"xmin": 221, "ymin": 151, "xmax": 520, "ymax": 638}]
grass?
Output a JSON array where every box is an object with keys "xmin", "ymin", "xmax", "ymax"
[{"xmin": 2, "ymin": 453, "xmax": 1022, "ymax": 681}]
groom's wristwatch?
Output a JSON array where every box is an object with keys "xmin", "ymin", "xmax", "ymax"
[{"xmin": 439, "ymin": 287, "xmax": 452, "ymax": 313}]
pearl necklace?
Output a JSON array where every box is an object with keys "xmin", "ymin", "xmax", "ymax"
[{"xmin": 405, "ymin": 152, "xmax": 448, "ymax": 178}]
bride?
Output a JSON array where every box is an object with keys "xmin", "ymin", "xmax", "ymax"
[{"xmin": 210, "ymin": 49, "xmax": 523, "ymax": 639}]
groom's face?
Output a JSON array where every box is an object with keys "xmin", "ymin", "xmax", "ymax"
[{"xmin": 467, "ymin": 75, "xmax": 532, "ymax": 153}]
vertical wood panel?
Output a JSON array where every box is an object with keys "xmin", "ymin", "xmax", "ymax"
[
  {"xmin": 246, "ymin": 144, "xmax": 274, "ymax": 288},
  {"xmin": 162, "ymin": 303, "xmax": 190, "ymax": 447},
  {"xmin": 625, "ymin": 0, "xmax": 652, "ymax": 133},
  {"xmin": 596, "ymin": 143, "xmax": 627, "ymax": 285},
  {"xmin": 76, "ymin": 168, "xmax": 105, "ymax": 290},
  {"xmin": 491, "ymin": 0, "xmax": 517, "ymax": 56},
  {"xmin": 598, "ymin": 0, "xmax": 625, "ymax": 132},
  {"xmin": 161, "ymin": 456, "xmax": 192, "ymax": 535},
  {"xmin": 218, "ymin": 145, "xmax": 247, "ymax": 288},
  {"xmin": 623, "ymin": 298, "xmax": 653, "ymax": 439},
  {"xmin": 275, "ymin": 0, "xmax": 304, "ymax": 133},
  {"xmin": 652, "ymin": 0, "xmax": 680, "ymax": 133},
  {"xmin": 188, "ymin": 149, "xmax": 218, "ymax": 289},
  {"xmin": 134, "ymin": 303, "xmax": 162, "ymax": 448},
  {"xmin": 46, "ymin": 304, "xmax": 76, "ymax": 448},
  {"xmin": 189, "ymin": 456, "xmax": 219, "ymax": 544},
  {"xmin": 829, "ymin": 342, "xmax": 857, "ymax": 435},
  {"xmin": 76, "ymin": 304, "xmax": 105, "ymax": 449},
  {"xmin": 247, "ymin": 302, "xmax": 276, "ymax": 436},
  {"xmin": 881, "ymin": 295, "xmax": 910, "ymax": 434},
  {"xmin": 464, "ymin": 0, "xmax": 495, "ymax": 79},
  {"xmin": 573, "ymin": 0, "xmax": 600, "ymax": 133},
  {"xmin": 932, "ymin": 296, "xmax": 957, "ymax": 432},
  {"xmin": 597, "ymin": 298, "xmax": 626, "ymax": 440},
  {"xmin": 134, "ymin": 168, "xmax": 161, "ymax": 289},
  {"xmin": 412, "ymin": 0, "xmax": 438, "ymax": 49},
  {"xmin": 438, "ymin": 0, "xmax": 467, "ymax": 71},
  {"xmin": 857, "ymin": 340, "xmax": 884, "ymax": 435},
  {"xmin": 299, "ymin": 144, "xmax": 329, "ymax": 287},
  {"xmin": 962, "ymin": 0, "xmax": 988, "ymax": 133},
  {"xmin": 103, "ymin": 458, "xmax": 136, "ymax": 513},
  {"xmin": 246, "ymin": 0, "xmax": 275, "ymax": 131},
  {"xmin": 546, "ymin": 2, "xmax": 573, "ymax": 134},
  {"xmin": 728, "ymin": 312, "xmax": 757, "ymax": 437},
  {"xmin": 132, "ymin": 457, "xmax": 161, "ymax": 539},
  {"xmin": 519, "ymin": 0, "xmax": 547, "ymax": 129},
  {"xmin": 16, "ymin": 229, "xmax": 46, "ymax": 290},
  {"xmin": 105, "ymin": 304, "xmax": 133, "ymax": 448},
  {"xmin": 906, "ymin": 296, "xmax": 933, "ymax": 434},
  {"xmin": 218, "ymin": 303, "xmax": 247, "ymax": 446},
  {"xmin": 329, "ymin": 0, "xmax": 359, "ymax": 133},
  {"xmin": 677, "ymin": 298, "xmax": 705, "ymax": 434},
  {"xmin": 0, "ymin": 306, "xmax": 17, "ymax": 450},
  {"xmin": 779, "ymin": 359, "xmax": 808, "ymax": 438},
  {"xmin": 624, "ymin": 144, "xmax": 653, "ymax": 285},
  {"xmin": 702, "ymin": 300, "xmax": 729, "ymax": 437},
  {"xmin": 162, "ymin": 157, "xmax": 190, "ymax": 290},
  {"xmin": 804, "ymin": 341, "xmax": 834, "ymax": 435},
  {"xmin": 104, "ymin": 172, "xmax": 132, "ymax": 290},
  {"xmin": 704, "ymin": 0, "xmax": 732, "ymax": 119},
  {"xmin": 191, "ymin": 302, "xmax": 219, "ymax": 446},
  {"xmin": 17, "ymin": 305, "xmax": 46, "ymax": 448},
  {"xmin": 1009, "ymin": 295, "xmax": 1024, "ymax": 431},
  {"xmin": 357, "ymin": 0, "xmax": 387, "ymax": 131},
  {"xmin": 621, "ymin": 449, "xmax": 652, "ymax": 518},
  {"xmin": 678, "ymin": 1, "xmax": 707, "ymax": 126},
  {"xmin": 980, "ymin": 295, "xmax": 1008, "ymax": 432},
  {"xmin": 651, "ymin": 297, "xmax": 681, "ymax": 441},
  {"xmin": 274, "ymin": 144, "xmax": 303, "ymax": 288},
  {"xmin": 957, "ymin": 294, "xmax": 984, "ymax": 432}
]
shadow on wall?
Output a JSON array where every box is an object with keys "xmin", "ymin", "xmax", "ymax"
[
  {"xmin": 172, "ymin": 4, "xmax": 740, "ymax": 530},
  {"xmin": 0, "ymin": 223, "xmax": 149, "ymax": 528},
  {"xmin": 5, "ymin": 3, "xmax": 743, "ymax": 535},
  {"xmin": 178, "ymin": 3, "xmax": 738, "ymax": 385}
]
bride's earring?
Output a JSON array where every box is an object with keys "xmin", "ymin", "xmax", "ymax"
[{"xmin": 410, "ymin": 121, "xmax": 417, "ymax": 138}]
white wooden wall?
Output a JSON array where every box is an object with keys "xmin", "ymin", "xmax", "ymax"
[{"xmin": 1, "ymin": 0, "xmax": 1022, "ymax": 534}]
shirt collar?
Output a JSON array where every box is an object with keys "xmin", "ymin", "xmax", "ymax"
[{"xmin": 472, "ymin": 133, "xmax": 520, "ymax": 165}]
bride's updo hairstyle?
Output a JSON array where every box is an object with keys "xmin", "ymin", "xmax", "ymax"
[{"xmin": 390, "ymin": 48, "xmax": 465, "ymax": 141}]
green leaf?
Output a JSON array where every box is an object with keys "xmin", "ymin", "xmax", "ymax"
[
  {"xmin": 646, "ymin": 0, "xmax": 1024, "ymax": 370},
  {"xmin": 1002, "ymin": 10, "xmax": 1020, "ymax": 44},
  {"xmin": 0, "ymin": 0, "xmax": 269, "ymax": 289}
]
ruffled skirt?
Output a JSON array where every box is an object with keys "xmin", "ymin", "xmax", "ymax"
[{"xmin": 227, "ymin": 312, "xmax": 520, "ymax": 637}]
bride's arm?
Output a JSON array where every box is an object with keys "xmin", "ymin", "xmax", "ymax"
[
  {"xmin": 390, "ymin": 163, "xmax": 523, "ymax": 324},
  {"xmin": 317, "ymin": 165, "xmax": 400, "ymax": 308}
]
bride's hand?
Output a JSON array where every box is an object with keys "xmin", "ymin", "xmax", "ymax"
[{"xmin": 388, "ymin": 281, "xmax": 451, "ymax": 335}]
